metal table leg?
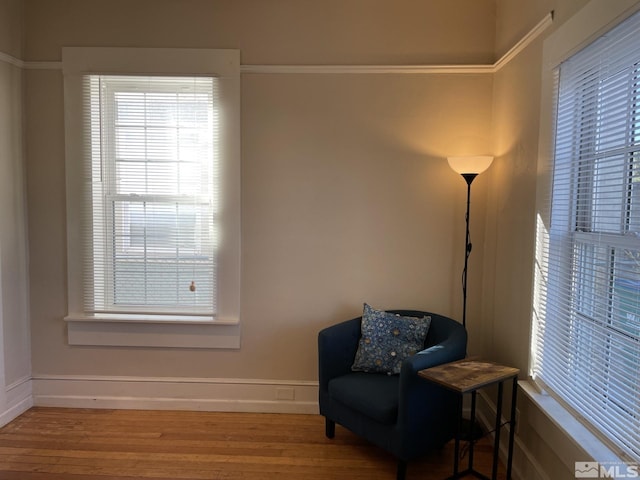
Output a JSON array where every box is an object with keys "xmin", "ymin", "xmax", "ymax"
[
  {"xmin": 507, "ymin": 377, "xmax": 518, "ymax": 480},
  {"xmin": 491, "ymin": 381, "xmax": 504, "ymax": 480}
]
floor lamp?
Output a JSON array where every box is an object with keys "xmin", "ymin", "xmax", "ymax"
[
  {"xmin": 447, "ymin": 155, "xmax": 494, "ymax": 441},
  {"xmin": 446, "ymin": 155, "xmax": 494, "ymax": 329}
]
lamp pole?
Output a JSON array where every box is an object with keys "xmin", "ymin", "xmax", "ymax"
[
  {"xmin": 447, "ymin": 155, "xmax": 493, "ymax": 330},
  {"xmin": 461, "ymin": 173, "xmax": 477, "ymax": 330}
]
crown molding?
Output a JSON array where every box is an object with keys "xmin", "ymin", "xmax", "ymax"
[
  {"xmin": 0, "ymin": 51, "xmax": 62, "ymax": 69},
  {"xmin": 0, "ymin": 51, "xmax": 24, "ymax": 68},
  {"xmin": 24, "ymin": 61, "xmax": 63, "ymax": 70},
  {"xmin": 240, "ymin": 63, "xmax": 496, "ymax": 74},
  {"xmin": 1, "ymin": 12, "xmax": 552, "ymax": 74},
  {"xmin": 493, "ymin": 11, "xmax": 554, "ymax": 72}
]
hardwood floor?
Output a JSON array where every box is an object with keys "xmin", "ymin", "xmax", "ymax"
[{"xmin": 0, "ymin": 408, "xmax": 506, "ymax": 479}]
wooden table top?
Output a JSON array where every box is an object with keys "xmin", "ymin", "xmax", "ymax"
[{"xmin": 418, "ymin": 359, "xmax": 520, "ymax": 393}]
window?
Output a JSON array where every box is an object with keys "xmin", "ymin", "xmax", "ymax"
[
  {"xmin": 88, "ymin": 75, "xmax": 217, "ymax": 315},
  {"xmin": 532, "ymin": 11, "xmax": 640, "ymax": 460},
  {"xmin": 63, "ymin": 48, "xmax": 240, "ymax": 348}
]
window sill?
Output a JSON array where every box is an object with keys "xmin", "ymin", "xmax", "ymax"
[
  {"xmin": 65, "ymin": 313, "xmax": 239, "ymax": 325},
  {"xmin": 519, "ymin": 380, "xmax": 626, "ymax": 469},
  {"xmin": 64, "ymin": 314, "xmax": 240, "ymax": 349}
]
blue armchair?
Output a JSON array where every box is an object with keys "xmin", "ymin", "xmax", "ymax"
[{"xmin": 318, "ymin": 310, "xmax": 467, "ymax": 480}]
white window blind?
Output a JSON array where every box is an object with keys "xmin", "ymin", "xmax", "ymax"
[
  {"xmin": 83, "ymin": 75, "xmax": 219, "ymax": 316},
  {"xmin": 533, "ymin": 10, "xmax": 640, "ymax": 461}
]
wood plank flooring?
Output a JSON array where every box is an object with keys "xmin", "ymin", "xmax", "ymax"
[{"xmin": 0, "ymin": 408, "xmax": 506, "ymax": 479}]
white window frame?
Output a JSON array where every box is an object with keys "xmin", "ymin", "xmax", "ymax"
[
  {"xmin": 532, "ymin": 0, "xmax": 640, "ymax": 465},
  {"xmin": 62, "ymin": 47, "xmax": 241, "ymax": 348}
]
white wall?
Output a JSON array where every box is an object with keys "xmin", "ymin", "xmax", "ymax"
[{"xmin": 0, "ymin": 0, "xmax": 33, "ymax": 426}]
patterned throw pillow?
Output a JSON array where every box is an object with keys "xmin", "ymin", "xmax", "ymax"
[{"xmin": 351, "ymin": 304, "xmax": 431, "ymax": 375}]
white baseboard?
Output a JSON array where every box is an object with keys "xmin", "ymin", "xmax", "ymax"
[
  {"xmin": 0, "ymin": 376, "xmax": 33, "ymax": 427},
  {"xmin": 32, "ymin": 375, "xmax": 319, "ymax": 414}
]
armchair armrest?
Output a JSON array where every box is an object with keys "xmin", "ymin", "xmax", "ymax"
[
  {"xmin": 401, "ymin": 326, "xmax": 468, "ymax": 377},
  {"xmin": 318, "ymin": 317, "xmax": 362, "ymax": 391},
  {"xmin": 396, "ymin": 322, "xmax": 467, "ymax": 428}
]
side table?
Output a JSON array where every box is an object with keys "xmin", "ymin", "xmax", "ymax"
[{"xmin": 418, "ymin": 359, "xmax": 519, "ymax": 480}]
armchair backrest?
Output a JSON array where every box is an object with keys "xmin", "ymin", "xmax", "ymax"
[{"xmin": 385, "ymin": 310, "xmax": 467, "ymax": 351}]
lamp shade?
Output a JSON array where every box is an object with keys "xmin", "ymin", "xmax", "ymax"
[{"xmin": 447, "ymin": 155, "xmax": 494, "ymax": 175}]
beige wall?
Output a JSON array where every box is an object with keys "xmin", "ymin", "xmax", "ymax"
[
  {"xmin": 24, "ymin": 0, "xmax": 495, "ymax": 65},
  {"xmin": 0, "ymin": 0, "xmax": 23, "ymax": 59},
  {"xmin": 0, "ymin": 0, "xmax": 31, "ymax": 416},
  {"xmin": 23, "ymin": 0, "xmax": 495, "ymax": 380}
]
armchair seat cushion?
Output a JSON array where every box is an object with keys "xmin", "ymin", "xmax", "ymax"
[{"xmin": 328, "ymin": 372, "xmax": 399, "ymax": 424}]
